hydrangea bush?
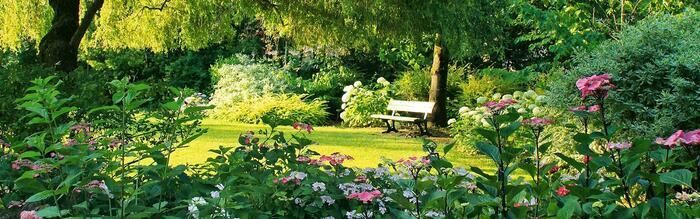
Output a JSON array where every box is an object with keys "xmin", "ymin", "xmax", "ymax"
[{"xmin": 339, "ymin": 78, "xmax": 394, "ymax": 127}]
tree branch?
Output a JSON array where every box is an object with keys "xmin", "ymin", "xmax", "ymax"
[
  {"xmin": 70, "ymin": 0, "xmax": 104, "ymax": 49},
  {"xmin": 143, "ymin": 0, "xmax": 172, "ymax": 11}
]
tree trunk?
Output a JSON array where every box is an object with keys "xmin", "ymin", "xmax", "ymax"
[
  {"xmin": 428, "ymin": 33, "xmax": 449, "ymax": 127},
  {"xmin": 39, "ymin": 0, "xmax": 104, "ymax": 72}
]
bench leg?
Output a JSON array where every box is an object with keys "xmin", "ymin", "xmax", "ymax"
[
  {"xmin": 382, "ymin": 120, "xmax": 398, "ymax": 133},
  {"xmin": 416, "ymin": 121, "xmax": 431, "ymax": 136}
]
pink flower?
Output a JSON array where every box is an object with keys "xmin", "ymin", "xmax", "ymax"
[
  {"xmin": 569, "ymin": 105, "xmax": 587, "ymax": 112},
  {"xmin": 548, "ymin": 165, "xmax": 560, "ymax": 174},
  {"xmin": 682, "ymin": 129, "xmax": 700, "ymax": 145},
  {"xmin": 587, "ymin": 105, "xmax": 600, "ymax": 112},
  {"xmin": 293, "ymin": 122, "xmax": 314, "ymax": 133},
  {"xmin": 64, "ymin": 138, "xmax": 77, "ymax": 147},
  {"xmin": 522, "ymin": 117, "xmax": 554, "ymax": 128},
  {"xmin": 607, "ymin": 141, "xmax": 632, "ymax": 150},
  {"xmin": 556, "ymin": 186, "xmax": 570, "ymax": 196},
  {"xmin": 582, "ymin": 156, "xmax": 592, "ymax": 165},
  {"xmin": 656, "ymin": 130, "xmax": 685, "ymax": 148},
  {"xmin": 347, "ymin": 190, "xmax": 382, "ymax": 203},
  {"xmin": 319, "ymin": 152, "xmax": 353, "ymax": 166},
  {"xmin": 576, "ymin": 74, "xmax": 616, "ymax": 98},
  {"xmin": 483, "ymin": 99, "xmax": 518, "ymax": 112},
  {"xmin": 20, "ymin": 210, "xmax": 42, "ymax": 219},
  {"xmin": 296, "ymin": 155, "xmax": 310, "ymax": 163}
]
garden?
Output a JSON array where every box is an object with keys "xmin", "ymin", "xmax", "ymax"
[{"xmin": 1, "ymin": 1, "xmax": 700, "ymax": 218}]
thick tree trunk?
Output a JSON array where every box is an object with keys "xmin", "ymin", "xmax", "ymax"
[
  {"xmin": 428, "ymin": 34, "xmax": 449, "ymax": 127},
  {"xmin": 39, "ymin": 0, "xmax": 104, "ymax": 72}
]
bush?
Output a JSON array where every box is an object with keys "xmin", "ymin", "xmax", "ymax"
[
  {"xmin": 459, "ymin": 68, "xmax": 535, "ymax": 107},
  {"xmin": 339, "ymin": 80, "xmax": 394, "ymax": 127},
  {"xmin": 302, "ymin": 65, "xmax": 362, "ymax": 120},
  {"xmin": 548, "ymin": 11, "xmax": 700, "ymax": 139},
  {"xmin": 221, "ymin": 94, "xmax": 328, "ymax": 125}
]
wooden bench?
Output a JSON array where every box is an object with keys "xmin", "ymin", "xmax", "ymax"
[{"xmin": 371, "ymin": 100, "xmax": 435, "ymax": 135}]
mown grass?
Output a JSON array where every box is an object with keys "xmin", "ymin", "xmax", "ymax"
[{"xmin": 171, "ymin": 120, "xmax": 499, "ymax": 173}]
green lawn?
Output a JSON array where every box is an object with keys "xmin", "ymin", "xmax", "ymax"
[{"xmin": 171, "ymin": 120, "xmax": 498, "ymax": 172}]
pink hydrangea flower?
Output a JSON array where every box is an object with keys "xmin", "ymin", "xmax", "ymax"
[
  {"xmin": 576, "ymin": 73, "xmax": 616, "ymax": 98},
  {"xmin": 20, "ymin": 210, "xmax": 42, "ymax": 219},
  {"xmin": 587, "ymin": 105, "xmax": 600, "ymax": 112},
  {"xmin": 347, "ymin": 190, "xmax": 382, "ymax": 203},
  {"xmin": 682, "ymin": 129, "xmax": 700, "ymax": 145},
  {"xmin": 607, "ymin": 141, "xmax": 632, "ymax": 150},
  {"xmin": 293, "ymin": 122, "xmax": 314, "ymax": 133},
  {"xmin": 483, "ymin": 99, "xmax": 518, "ymax": 113},
  {"xmin": 655, "ymin": 130, "xmax": 685, "ymax": 148},
  {"xmin": 556, "ymin": 186, "xmax": 570, "ymax": 197},
  {"xmin": 319, "ymin": 152, "xmax": 353, "ymax": 166},
  {"xmin": 522, "ymin": 117, "xmax": 554, "ymax": 128}
]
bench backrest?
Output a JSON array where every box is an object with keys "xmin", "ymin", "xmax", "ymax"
[{"xmin": 387, "ymin": 100, "xmax": 435, "ymax": 119}]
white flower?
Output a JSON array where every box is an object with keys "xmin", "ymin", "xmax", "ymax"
[
  {"xmin": 492, "ymin": 93, "xmax": 502, "ymax": 99},
  {"xmin": 513, "ymin": 91, "xmax": 524, "ymax": 98},
  {"xmin": 525, "ymin": 90, "xmax": 537, "ymax": 98},
  {"xmin": 517, "ymin": 108, "xmax": 527, "ymax": 114},
  {"xmin": 321, "ymin": 217, "xmax": 335, "ymax": 219},
  {"xmin": 452, "ymin": 167, "xmax": 468, "ymax": 176},
  {"xmin": 210, "ymin": 191, "xmax": 220, "ymax": 198},
  {"xmin": 476, "ymin": 97, "xmax": 488, "ymax": 104},
  {"xmin": 191, "ymin": 197, "xmax": 207, "ymax": 206},
  {"xmin": 321, "ymin": 195, "xmax": 335, "ymax": 205},
  {"xmin": 502, "ymin": 94, "xmax": 513, "ymax": 100},
  {"xmin": 294, "ymin": 197, "xmax": 305, "ymax": 206},
  {"xmin": 425, "ymin": 211, "xmax": 444, "ymax": 218},
  {"xmin": 447, "ymin": 118, "xmax": 457, "ymax": 125},
  {"xmin": 343, "ymin": 85, "xmax": 354, "ymax": 92},
  {"xmin": 377, "ymin": 77, "xmax": 389, "ymax": 86},
  {"xmin": 353, "ymin": 81, "xmax": 363, "ymax": 87},
  {"xmin": 289, "ymin": 171, "xmax": 307, "ymax": 180},
  {"xmin": 341, "ymin": 103, "xmax": 347, "ymax": 109},
  {"xmin": 312, "ymin": 182, "xmax": 327, "ymax": 192},
  {"xmin": 458, "ymin": 106, "xmax": 470, "ymax": 114},
  {"xmin": 339, "ymin": 112, "xmax": 347, "ymax": 120},
  {"xmin": 188, "ymin": 204, "xmax": 200, "ymax": 218},
  {"xmin": 532, "ymin": 107, "xmax": 544, "ymax": 116},
  {"xmin": 215, "ymin": 184, "xmax": 225, "ymax": 190},
  {"xmin": 341, "ymin": 93, "xmax": 351, "ymax": 103}
]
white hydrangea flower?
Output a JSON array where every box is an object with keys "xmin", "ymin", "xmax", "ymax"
[
  {"xmin": 320, "ymin": 195, "xmax": 335, "ymax": 205},
  {"xmin": 339, "ymin": 112, "xmax": 347, "ymax": 120},
  {"xmin": 425, "ymin": 211, "xmax": 444, "ymax": 218},
  {"xmin": 492, "ymin": 93, "xmax": 502, "ymax": 99},
  {"xmin": 452, "ymin": 167, "xmax": 468, "ymax": 176},
  {"xmin": 210, "ymin": 191, "xmax": 220, "ymax": 198},
  {"xmin": 502, "ymin": 94, "xmax": 513, "ymax": 100},
  {"xmin": 353, "ymin": 81, "xmax": 363, "ymax": 87},
  {"xmin": 376, "ymin": 77, "xmax": 389, "ymax": 86},
  {"xmin": 215, "ymin": 184, "xmax": 225, "ymax": 190},
  {"xmin": 341, "ymin": 93, "xmax": 351, "ymax": 103},
  {"xmin": 289, "ymin": 171, "xmax": 307, "ymax": 180},
  {"xmin": 513, "ymin": 91, "xmax": 524, "ymax": 98},
  {"xmin": 525, "ymin": 90, "xmax": 537, "ymax": 98},
  {"xmin": 517, "ymin": 108, "xmax": 527, "ymax": 114},
  {"xmin": 191, "ymin": 197, "xmax": 207, "ymax": 206},
  {"xmin": 458, "ymin": 106, "xmax": 470, "ymax": 114},
  {"xmin": 532, "ymin": 107, "xmax": 544, "ymax": 116},
  {"xmin": 535, "ymin": 95, "xmax": 547, "ymax": 103},
  {"xmin": 447, "ymin": 118, "xmax": 457, "ymax": 125},
  {"xmin": 343, "ymin": 85, "xmax": 354, "ymax": 92},
  {"xmin": 312, "ymin": 182, "xmax": 326, "ymax": 192},
  {"xmin": 476, "ymin": 97, "xmax": 488, "ymax": 104},
  {"xmin": 341, "ymin": 103, "xmax": 347, "ymax": 109},
  {"xmin": 188, "ymin": 204, "xmax": 200, "ymax": 218}
]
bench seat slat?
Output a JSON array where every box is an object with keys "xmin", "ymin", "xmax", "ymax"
[
  {"xmin": 371, "ymin": 114, "xmax": 423, "ymax": 122},
  {"xmin": 386, "ymin": 100, "xmax": 435, "ymax": 113}
]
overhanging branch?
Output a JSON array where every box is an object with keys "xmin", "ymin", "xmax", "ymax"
[
  {"xmin": 70, "ymin": 0, "xmax": 104, "ymax": 48},
  {"xmin": 144, "ymin": 0, "xmax": 172, "ymax": 11}
]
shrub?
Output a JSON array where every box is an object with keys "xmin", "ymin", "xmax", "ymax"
[
  {"xmin": 549, "ymin": 11, "xmax": 700, "ymax": 139},
  {"xmin": 302, "ymin": 65, "xmax": 362, "ymax": 120},
  {"xmin": 339, "ymin": 79, "xmax": 394, "ymax": 127},
  {"xmin": 209, "ymin": 56, "xmax": 302, "ymax": 121},
  {"xmin": 459, "ymin": 68, "xmax": 535, "ymax": 107},
  {"xmin": 222, "ymin": 94, "xmax": 328, "ymax": 125}
]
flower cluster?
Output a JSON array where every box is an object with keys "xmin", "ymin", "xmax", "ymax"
[
  {"xmin": 19, "ymin": 211, "xmax": 41, "ymax": 219},
  {"xmin": 575, "ymin": 73, "xmax": 615, "ymax": 98},
  {"xmin": 556, "ymin": 185, "xmax": 570, "ymax": 196},
  {"xmin": 607, "ymin": 141, "xmax": 632, "ymax": 150},
  {"xmin": 522, "ymin": 117, "xmax": 554, "ymax": 128},
  {"xmin": 83, "ymin": 180, "xmax": 114, "ymax": 199},
  {"xmin": 569, "ymin": 105, "xmax": 600, "ymax": 113},
  {"xmin": 483, "ymin": 99, "xmax": 518, "ymax": 113},
  {"xmin": 656, "ymin": 129, "xmax": 700, "ymax": 147},
  {"xmin": 319, "ymin": 152, "xmax": 354, "ymax": 166},
  {"xmin": 347, "ymin": 190, "xmax": 382, "ymax": 203},
  {"xmin": 293, "ymin": 122, "xmax": 314, "ymax": 133},
  {"xmin": 274, "ymin": 171, "xmax": 308, "ymax": 185}
]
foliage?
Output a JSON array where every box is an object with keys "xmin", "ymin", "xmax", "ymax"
[
  {"xmin": 549, "ymin": 11, "xmax": 700, "ymax": 139},
  {"xmin": 395, "ymin": 66, "xmax": 464, "ymax": 102},
  {"xmin": 220, "ymin": 94, "xmax": 328, "ymax": 126},
  {"xmin": 459, "ymin": 68, "xmax": 535, "ymax": 107},
  {"xmin": 340, "ymin": 80, "xmax": 394, "ymax": 127},
  {"xmin": 301, "ymin": 64, "xmax": 363, "ymax": 120},
  {"xmin": 513, "ymin": 0, "xmax": 696, "ymax": 64}
]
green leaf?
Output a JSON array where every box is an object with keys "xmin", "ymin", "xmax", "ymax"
[
  {"xmin": 500, "ymin": 121, "xmax": 521, "ymax": 138},
  {"xmin": 555, "ymin": 153, "xmax": 585, "ymax": 170},
  {"xmin": 557, "ymin": 197, "xmax": 580, "ymax": 219},
  {"xmin": 36, "ymin": 206, "xmax": 66, "ymax": 218},
  {"xmin": 475, "ymin": 142, "xmax": 500, "ymax": 164},
  {"xmin": 26, "ymin": 190, "xmax": 54, "ymax": 203},
  {"xmin": 659, "ymin": 169, "xmax": 693, "ymax": 187},
  {"xmin": 474, "ymin": 128, "xmax": 498, "ymax": 145},
  {"xmin": 442, "ymin": 141, "xmax": 456, "ymax": 155}
]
